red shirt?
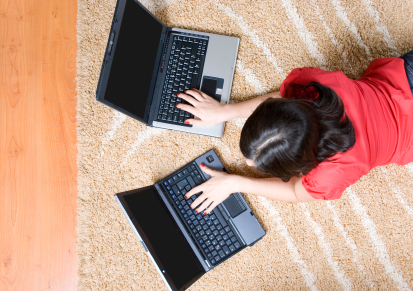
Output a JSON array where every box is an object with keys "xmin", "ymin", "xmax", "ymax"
[{"xmin": 280, "ymin": 58, "xmax": 413, "ymax": 200}]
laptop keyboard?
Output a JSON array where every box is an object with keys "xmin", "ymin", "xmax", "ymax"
[
  {"xmin": 162, "ymin": 163, "xmax": 243, "ymax": 266},
  {"xmin": 157, "ymin": 35, "xmax": 209, "ymax": 125}
]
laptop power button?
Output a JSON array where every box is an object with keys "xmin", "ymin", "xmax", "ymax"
[{"xmin": 206, "ymin": 155, "xmax": 214, "ymax": 163}]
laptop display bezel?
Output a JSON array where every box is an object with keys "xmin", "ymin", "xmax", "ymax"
[
  {"xmin": 115, "ymin": 186, "xmax": 206, "ymax": 291},
  {"xmin": 95, "ymin": 0, "xmax": 167, "ymax": 124}
]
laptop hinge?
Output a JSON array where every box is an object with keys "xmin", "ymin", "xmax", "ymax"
[{"xmin": 148, "ymin": 28, "xmax": 173, "ymax": 125}]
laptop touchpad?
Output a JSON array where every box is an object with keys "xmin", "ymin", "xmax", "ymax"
[
  {"xmin": 201, "ymin": 76, "xmax": 224, "ymax": 102},
  {"xmin": 223, "ymin": 194, "xmax": 245, "ymax": 218}
]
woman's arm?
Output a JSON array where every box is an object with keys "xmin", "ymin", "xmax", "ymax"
[
  {"xmin": 186, "ymin": 164, "xmax": 318, "ymax": 215},
  {"xmin": 222, "ymin": 91, "xmax": 282, "ymax": 120},
  {"xmin": 176, "ymin": 89, "xmax": 281, "ymax": 126},
  {"xmin": 231, "ymin": 175, "xmax": 317, "ymax": 203}
]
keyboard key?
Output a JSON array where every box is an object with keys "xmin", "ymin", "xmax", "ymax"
[
  {"xmin": 186, "ymin": 176, "xmax": 196, "ymax": 188},
  {"xmin": 223, "ymin": 246, "xmax": 230, "ymax": 255},
  {"xmin": 218, "ymin": 250, "xmax": 225, "ymax": 258},
  {"xmin": 177, "ymin": 179, "xmax": 189, "ymax": 191},
  {"xmin": 229, "ymin": 245, "xmax": 235, "ymax": 252}
]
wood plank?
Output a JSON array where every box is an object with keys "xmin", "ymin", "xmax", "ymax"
[
  {"xmin": 0, "ymin": 0, "xmax": 78, "ymax": 288},
  {"xmin": 40, "ymin": 39, "xmax": 78, "ymax": 291}
]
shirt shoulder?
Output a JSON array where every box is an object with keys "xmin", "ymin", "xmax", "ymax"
[
  {"xmin": 302, "ymin": 158, "xmax": 366, "ymax": 200},
  {"xmin": 361, "ymin": 57, "xmax": 412, "ymax": 97},
  {"xmin": 280, "ymin": 67, "xmax": 349, "ymax": 97}
]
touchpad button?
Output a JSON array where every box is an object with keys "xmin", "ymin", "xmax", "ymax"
[{"xmin": 201, "ymin": 76, "xmax": 224, "ymax": 102}]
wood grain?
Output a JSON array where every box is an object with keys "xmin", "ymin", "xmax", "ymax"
[{"xmin": 0, "ymin": 0, "xmax": 78, "ymax": 289}]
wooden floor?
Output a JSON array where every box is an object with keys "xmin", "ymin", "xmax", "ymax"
[{"xmin": 0, "ymin": 0, "xmax": 78, "ymax": 289}]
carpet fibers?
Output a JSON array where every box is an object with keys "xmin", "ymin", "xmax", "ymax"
[{"xmin": 77, "ymin": 0, "xmax": 413, "ymax": 290}]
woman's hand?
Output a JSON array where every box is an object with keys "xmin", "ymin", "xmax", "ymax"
[
  {"xmin": 176, "ymin": 89, "xmax": 227, "ymax": 126},
  {"xmin": 185, "ymin": 163, "xmax": 237, "ymax": 214}
]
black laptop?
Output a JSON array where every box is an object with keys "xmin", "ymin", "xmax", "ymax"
[
  {"xmin": 115, "ymin": 150, "xmax": 266, "ymax": 290},
  {"xmin": 95, "ymin": 0, "xmax": 239, "ymax": 137}
]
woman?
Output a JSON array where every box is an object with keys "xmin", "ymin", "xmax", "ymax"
[{"xmin": 175, "ymin": 51, "xmax": 413, "ymax": 215}]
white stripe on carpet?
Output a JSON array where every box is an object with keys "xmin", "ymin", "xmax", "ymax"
[
  {"xmin": 98, "ymin": 111, "xmax": 127, "ymax": 158},
  {"xmin": 362, "ymin": 0, "xmax": 399, "ymax": 56},
  {"xmin": 380, "ymin": 167, "xmax": 413, "ymax": 217},
  {"xmin": 212, "ymin": 0, "xmax": 285, "ymax": 79},
  {"xmin": 346, "ymin": 186, "xmax": 411, "ymax": 291},
  {"xmin": 121, "ymin": 127, "xmax": 166, "ymax": 166},
  {"xmin": 404, "ymin": 163, "xmax": 413, "ymax": 176},
  {"xmin": 259, "ymin": 197, "xmax": 318, "ymax": 291},
  {"xmin": 300, "ymin": 203, "xmax": 352, "ymax": 291},
  {"xmin": 236, "ymin": 60, "xmax": 269, "ymax": 95},
  {"xmin": 330, "ymin": 0, "xmax": 372, "ymax": 60},
  {"xmin": 280, "ymin": 0, "xmax": 327, "ymax": 69},
  {"xmin": 326, "ymin": 201, "xmax": 376, "ymax": 290},
  {"xmin": 139, "ymin": 0, "xmax": 175, "ymax": 13},
  {"xmin": 312, "ymin": 0, "xmax": 354, "ymax": 75}
]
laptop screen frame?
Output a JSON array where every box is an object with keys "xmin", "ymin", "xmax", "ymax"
[
  {"xmin": 115, "ymin": 186, "xmax": 206, "ymax": 291},
  {"xmin": 95, "ymin": 0, "xmax": 167, "ymax": 124}
]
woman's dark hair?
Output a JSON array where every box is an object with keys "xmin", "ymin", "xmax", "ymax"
[{"xmin": 240, "ymin": 82, "xmax": 355, "ymax": 182}]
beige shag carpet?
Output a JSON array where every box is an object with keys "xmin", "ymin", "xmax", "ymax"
[{"xmin": 77, "ymin": 0, "xmax": 413, "ymax": 290}]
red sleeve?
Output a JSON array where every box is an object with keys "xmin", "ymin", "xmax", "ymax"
[
  {"xmin": 280, "ymin": 67, "xmax": 346, "ymax": 99},
  {"xmin": 362, "ymin": 57, "xmax": 413, "ymax": 98},
  {"xmin": 302, "ymin": 163, "xmax": 348, "ymax": 200}
]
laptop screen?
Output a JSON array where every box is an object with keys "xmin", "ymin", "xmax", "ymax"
[
  {"xmin": 123, "ymin": 188, "xmax": 204, "ymax": 290},
  {"xmin": 103, "ymin": 0, "xmax": 163, "ymax": 120}
]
